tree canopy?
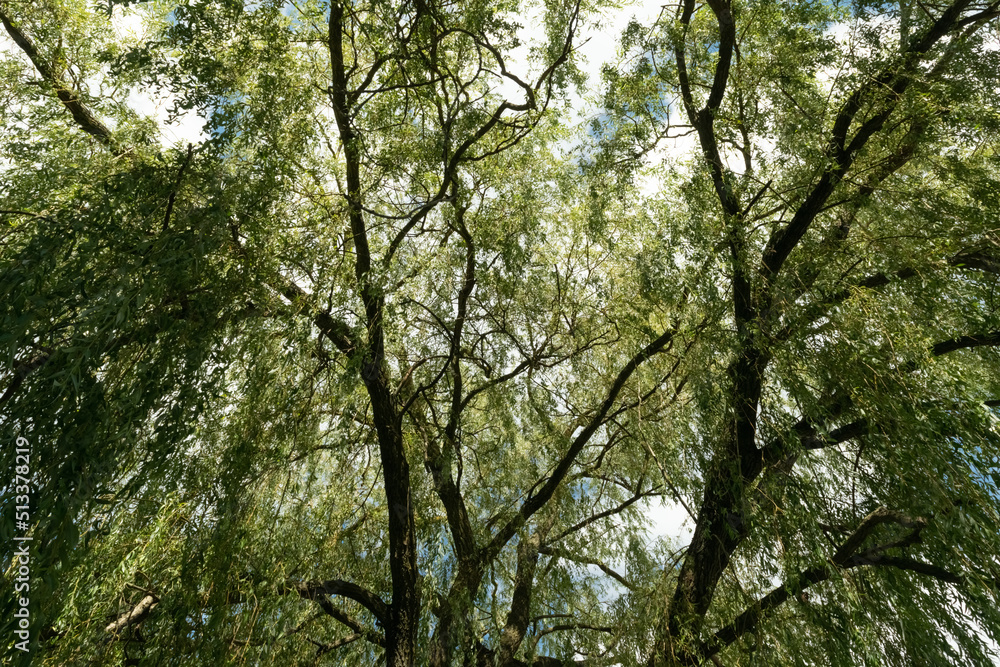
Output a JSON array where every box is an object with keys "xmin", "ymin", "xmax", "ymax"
[{"xmin": 2, "ymin": 0, "xmax": 1000, "ymax": 665}]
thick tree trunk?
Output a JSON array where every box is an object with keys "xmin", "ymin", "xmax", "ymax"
[
  {"xmin": 656, "ymin": 344, "xmax": 768, "ymax": 665},
  {"xmin": 369, "ymin": 379, "xmax": 418, "ymax": 666},
  {"xmin": 327, "ymin": 2, "xmax": 420, "ymax": 662}
]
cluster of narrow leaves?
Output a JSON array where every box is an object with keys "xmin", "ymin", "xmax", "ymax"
[{"xmin": 2, "ymin": 0, "xmax": 1000, "ymax": 665}]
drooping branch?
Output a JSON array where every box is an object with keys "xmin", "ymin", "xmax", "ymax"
[
  {"xmin": 0, "ymin": 299, "xmax": 272, "ymax": 409},
  {"xmin": 703, "ymin": 509, "xmax": 954, "ymax": 659},
  {"xmin": 0, "ymin": 25, "xmax": 357, "ymax": 366},
  {"xmin": 0, "ymin": 6, "xmax": 114, "ymax": 145},
  {"xmin": 544, "ymin": 485, "xmax": 660, "ymax": 545},
  {"xmin": 539, "ymin": 546, "xmax": 634, "ymax": 590},
  {"xmin": 286, "ymin": 579, "xmax": 389, "ymax": 629}
]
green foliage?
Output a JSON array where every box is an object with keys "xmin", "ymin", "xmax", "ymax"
[{"xmin": 2, "ymin": 0, "xmax": 1000, "ymax": 665}]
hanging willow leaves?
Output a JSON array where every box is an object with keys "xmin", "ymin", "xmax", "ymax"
[{"xmin": 2, "ymin": 0, "xmax": 999, "ymax": 665}]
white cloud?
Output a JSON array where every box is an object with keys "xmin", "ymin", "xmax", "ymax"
[
  {"xmin": 643, "ymin": 496, "xmax": 694, "ymax": 546},
  {"xmin": 108, "ymin": 7, "xmax": 209, "ymax": 147}
]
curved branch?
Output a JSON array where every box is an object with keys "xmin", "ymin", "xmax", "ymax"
[
  {"xmin": 307, "ymin": 633, "xmax": 365, "ymax": 656},
  {"xmin": 0, "ymin": 6, "xmax": 114, "ymax": 145},
  {"xmin": 482, "ymin": 326, "xmax": 675, "ymax": 564},
  {"xmin": 932, "ymin": 331, "xmax": 1000, "ymax": 356},
  {"xmin": 545, "ymin": 486, "xmax": 659, "ymax": 546},
  {"xmin": 799, "ymin": 418, "xmax": 869, "ymax": 452},
  {"xmin": 832, "ymin": 506, "xmax": 926, "ymax": 562},
  {"xmin": 162, "ymin": 144, "xmax": 194, "ymax": 232},
  {"xmin": 287, "ymin": 579, "xmax": 389, "ymax": 628},
  {"xmin": 786, "ymin": 248, "xmax": 1000, "ymax": 339},
  {"xmin": 704, "ymin": 0, "xmax": 735, "ymax": 113},
  {"xmin": 536, "ymin": 622, "xmax": 614, "ymax": 639},
  {"xmin": 105, "ymin": 594, "xmax": 158, "ymax": 636},
  {"xmin": 539, "ymin": 546, "xmax": 634, "ymax": 590},
  {"xmin": 382, "ymin": 0, "xmax": 581, "ymax": 268},
  {"xmin": 705, "ymin": 510, "xmax": 954, "ymax": 659},
  {"xmin": 0, "ymin": 353, "xmax": 51, "ymax": 406},
  {"xmin": 499, "ymin": 531, "xmax": 543, "ymax": 666},
  {"xmin": 760, "ymin": 0, "xmax": 975, "ymax": 284}
]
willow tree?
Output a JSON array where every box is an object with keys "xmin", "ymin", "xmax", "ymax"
[{"xmin": 2, "ymin": 0, "xmax": 1000, "ymax": 665}]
